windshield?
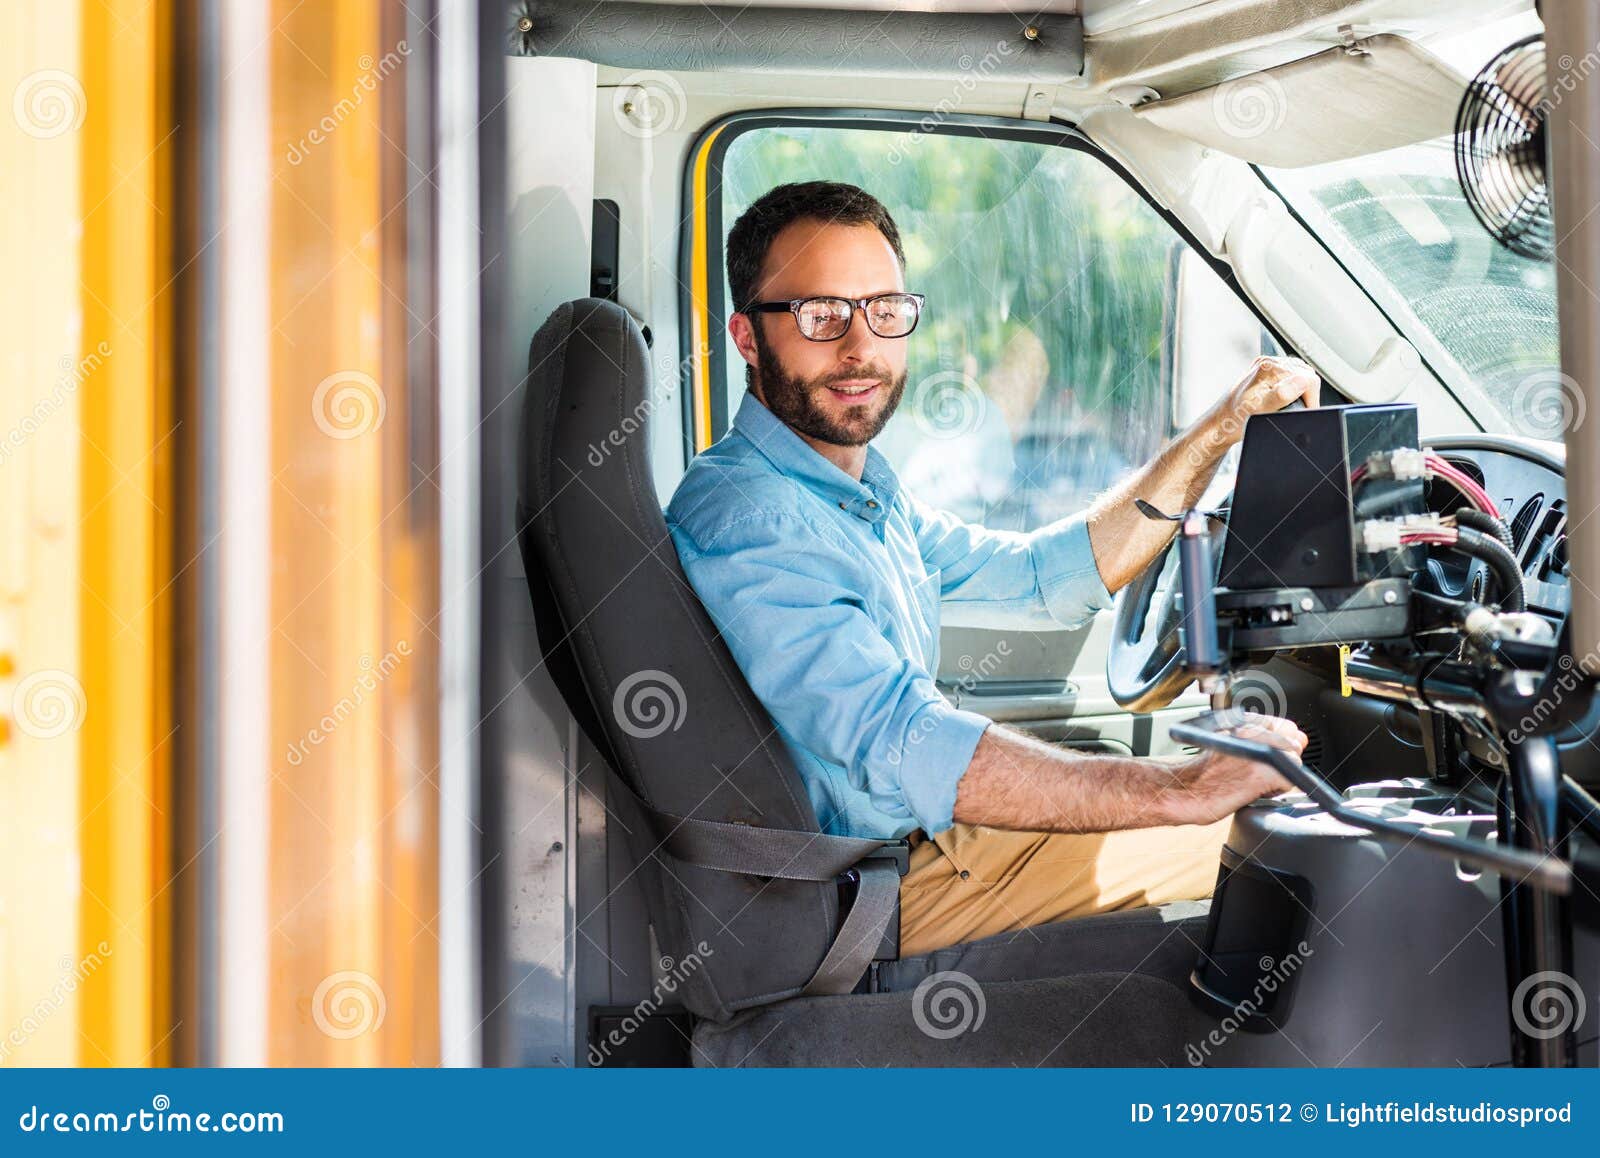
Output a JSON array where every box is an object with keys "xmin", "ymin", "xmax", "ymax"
[{"xmin": 1261, "ymin": 12, "xmax": 1567, "ymax": 440}]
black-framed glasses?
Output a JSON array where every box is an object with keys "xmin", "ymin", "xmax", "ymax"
[{"xmin": 745, "ymin": 292, "xmax": 925, "ymax": 341}]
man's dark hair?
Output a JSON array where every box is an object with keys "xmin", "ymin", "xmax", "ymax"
[{"xmin": 726, "ymin": 181, "xmax": 905, "ymax": 313}]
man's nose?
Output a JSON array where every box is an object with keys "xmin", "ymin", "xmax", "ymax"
[{"xmin": 835, "ymin": 306, "xmax": 881, "ymax": 362}]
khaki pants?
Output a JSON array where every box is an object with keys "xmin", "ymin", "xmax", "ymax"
[{"xmin": 898, "ymin": 817, "xmax": 1233, "ymax": 958}]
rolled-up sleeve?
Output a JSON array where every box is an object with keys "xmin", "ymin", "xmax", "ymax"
[
  {"xmin": 907, "ymin": 493, "xmax": 1114, "ymax": 631},
  {"xmin": 671, "ymin": 511, "xmax": 991, "ymax": 835}
]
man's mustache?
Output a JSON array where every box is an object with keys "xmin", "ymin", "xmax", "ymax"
[{"xmin": 816, "ymin": 366, "xmax": 896, "ymax": 388}]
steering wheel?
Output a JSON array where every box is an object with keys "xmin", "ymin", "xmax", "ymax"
[{"xmin": 1106, "ymin": 504, "xmax": 1228, "ymax": 713}]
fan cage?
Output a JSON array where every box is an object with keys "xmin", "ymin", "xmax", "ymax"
[{"xmin": 1453, "ymin": 32, "xmax": 1553, "ymax": 262}]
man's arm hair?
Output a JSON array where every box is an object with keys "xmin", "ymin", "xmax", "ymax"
[
  {"xmin": 1083, "ymin": 420, "xmax": 1231, "ymax": 596},
  {"xmin": 951, "ymin": 719, "xmax": 1305, "ymax": 833},
  {"xmin": 1085, "ymin": 357, "xmax": 1319, "ymax": 595}
]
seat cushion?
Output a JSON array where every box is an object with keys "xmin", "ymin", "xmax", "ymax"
[
  {"xmin": 691, "ymin": 972, "xmax": 1193, "ymax": 1067},
  {"xmin": 875, "ymin": 899, "xmax": 1211, "ymax": 994}
]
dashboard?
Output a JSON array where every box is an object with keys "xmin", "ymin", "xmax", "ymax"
[
  {"xmin": 1417, "ymin": 436, "xmax": 1570, "ymax": 622},
  {"xmin": 1328, "ymin": 433, "xmax": 1597, "ymax": 786}
]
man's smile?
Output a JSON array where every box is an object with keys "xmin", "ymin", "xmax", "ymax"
[{"xmin": 826, "ymin": 378, "xmax": 882, "ymax": 401}]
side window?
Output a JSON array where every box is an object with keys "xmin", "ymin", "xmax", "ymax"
[{"xmin": 717, "ymin": 124, "xmax": 1270, "ymax": 531}]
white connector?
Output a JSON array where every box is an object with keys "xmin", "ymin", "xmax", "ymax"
[
  {"xmin": 1358, "ymin": 513, "xmax": 1449, "ymax": 553},
  {"xmin": 1387, "ymin": 447, "xmax": 1428, "ymax": 481},
  {"xmin": 1361, "ymin": 447, "xmax": 1427, "ymax": 480},
  {"xmin": 1358, "ymin": 519, "xmax": 1404, "ymax": 553}
]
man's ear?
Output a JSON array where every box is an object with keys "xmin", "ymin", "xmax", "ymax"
[{"xmin": 729, "ymin": 311, "xmax": 759, "ymax": 375}]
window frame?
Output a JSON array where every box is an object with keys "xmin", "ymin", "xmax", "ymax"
[{"xmin": 677, "ymin": 107, "xmax": 1300, "ymax": 468}]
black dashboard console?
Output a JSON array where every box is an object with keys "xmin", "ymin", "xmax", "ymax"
[
  {"xmin": 1214, "ymin": 403, "xmax": 1425, "ymax": 650},
  {"xmin": 1166, "ymin": 421, "xmax": 1599, "ymax": 1068}
]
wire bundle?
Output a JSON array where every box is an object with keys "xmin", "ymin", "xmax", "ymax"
[
  {"xmin": 1351, "ymin": 451, "xmax": 1523, "ymax": 610},
  {"xmin": 1349, "ymin": 450, "xmax": 1501, "ymax": 518}
]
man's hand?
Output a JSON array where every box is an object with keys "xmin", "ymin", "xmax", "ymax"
[
  {"xmin": 1202, "ymin": 355, "xmax": 1321, "ymax": 452},
  {"xmin": 1156, "ymin": 713, "xmax": 1305, "ymax": 827},
  {"xmin": 1083, "ymin": 356, "xmax": 1320, "ymax": 595}
]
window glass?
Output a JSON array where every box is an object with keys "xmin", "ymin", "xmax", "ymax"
[
  {"xmin": 1262, "ymin": 11, "xmax": 1561, "ymax": 438},
  {"xmin": 1266, "ymin": 136, "xmax": 1559, "ymax": 437},
  {"xmin": 719, "ymin": 125, "xmax": 1268, "ymax": 531}
]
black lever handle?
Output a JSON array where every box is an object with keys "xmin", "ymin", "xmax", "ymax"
[{"xmin": 1169, "ymin": 709, "xmax": 1572, "ymax": 894}]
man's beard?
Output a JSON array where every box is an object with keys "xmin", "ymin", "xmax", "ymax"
[{"xmin": 751, "ymin": 324, "xmax": 907, "ymax": 447}]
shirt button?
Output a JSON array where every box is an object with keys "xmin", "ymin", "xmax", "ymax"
[
  {"xmin": 959, "ymin": 870, "xmax": 971, "ymax": 881},
  {"xmin": 866, "ymin": 499, "xmax": 878, "ymax": 509},
  {"xmin": 838, "ymin": 501, "xmax": 847, "ymax": 509}
]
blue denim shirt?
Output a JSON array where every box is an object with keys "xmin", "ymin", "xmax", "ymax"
[{"xmin": 665, "ymin": 389, "xmax": 1114, "ymax": 840}]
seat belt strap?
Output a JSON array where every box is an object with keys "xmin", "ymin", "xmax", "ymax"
[
  {"xmin": 615, "ymin": 776, "xmax": 907, "ymax": 994},
  {"xmin": 801, "ymin": 859, "xmax": 901, "ymax": 996},
  {"xmin": 648, "ymin": 808, "xmax": 891, "ymax": 882}
]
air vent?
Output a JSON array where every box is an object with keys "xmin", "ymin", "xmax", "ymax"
[
  {"xmin": 1301, "ymin": 724, "xmax": 1324, "ymax": 771},
  {"xmin": 1510, "ymin": 492, "xmax": 1544, "ymax": 562},
  {"xmin": 1528, "ymin": 500, "xmax": 1568, "ymax": 582}
]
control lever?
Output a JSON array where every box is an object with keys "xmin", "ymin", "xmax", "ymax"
[
  {"xmin": 1136, "ymin": 500, "xmax": 1227, "ymax": 694},
  {"xmin": 1169, "ymin": 709, "xmax": 1573, "ymax": 895}
]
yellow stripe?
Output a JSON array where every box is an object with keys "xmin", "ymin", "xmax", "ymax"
[
  {"xmin": 78, "ymin": 0, "xmax": 171, "ymax": 1066},
  {"xmin": 689, "ymin": 125, "xmax": 727, "ymax": 452}
]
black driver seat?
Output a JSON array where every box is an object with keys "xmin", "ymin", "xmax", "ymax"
[{"xmin": 516, "ymin": 297, "xmax": 1213, "ymax": 1066}]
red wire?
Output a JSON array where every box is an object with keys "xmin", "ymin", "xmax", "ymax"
[{"xmin": 1425, "ymin": 453, "xmax": 1501, "ymax": 518}]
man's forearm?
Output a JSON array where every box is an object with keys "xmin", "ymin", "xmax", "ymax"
[
  {"xmin": 1081, "ymin": 356, "xmax": 1320, "ymax": 596},
  {"xmin": 951, "ymin": 725, "xmax": 1182, "ymax": 833},
  {"xmin": 950, "ymin": 717, "xmax": 1305, "ymax": 834},
  {"xmin": 1083, "ymin": 415, "xmax": 1232, "ymax": 595}
]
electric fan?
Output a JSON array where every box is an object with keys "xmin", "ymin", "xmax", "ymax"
[{"xmin": 1454, "ymin": 33, "xmax": 1552, "ymax": 260}]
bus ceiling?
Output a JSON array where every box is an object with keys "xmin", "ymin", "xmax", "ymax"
[
  {"xmin": 500, "ymin": 0, "xmax": 1532, "ymax": 107},
  {"xmin": 504, "ymin": 1, "xmax": 1085, "ymax": 81}
]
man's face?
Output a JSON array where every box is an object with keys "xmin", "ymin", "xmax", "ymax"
[{"xmin": 734, "ymin": 219, "xmax": 910, "ymax": 447}]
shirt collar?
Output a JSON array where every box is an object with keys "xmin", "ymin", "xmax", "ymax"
[{"xmin": 730, "ymin": 389, "xmax": 900, "ymax": 525}]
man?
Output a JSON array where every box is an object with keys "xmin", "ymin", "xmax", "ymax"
[{"xmin": 665, "ymin": 180, "xmax": 1315, "ymax": 956}]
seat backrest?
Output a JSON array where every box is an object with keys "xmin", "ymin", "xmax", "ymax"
[{"xmin": 516, "ymin": 298, "xmax": 840, "ymax": 1022}]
